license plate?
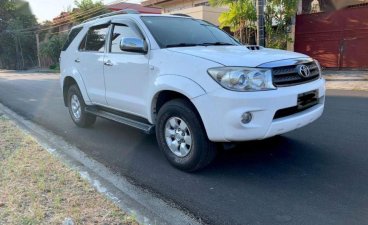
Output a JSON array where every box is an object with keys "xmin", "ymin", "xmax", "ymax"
[{"xmin": 297, "ymin": 90, "xmax": 319, "ymax": 110}]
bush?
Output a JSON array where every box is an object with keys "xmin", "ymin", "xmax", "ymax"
[{"xmin": 40, "ymin": 34, "xmax": 67, "ymax": 65}]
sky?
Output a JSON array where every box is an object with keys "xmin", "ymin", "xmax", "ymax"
[{"xmin": 27, "ymin": 0, "xmax": 141, "ymax": 22}]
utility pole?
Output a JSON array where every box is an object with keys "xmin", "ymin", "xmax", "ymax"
[
  {"xmin": 256, "ymin": 0, "xmax": 265, "ymax": 47},
  {"xmin": 35, "ymin": 32, "xmax": 41, "ymax": 68}
]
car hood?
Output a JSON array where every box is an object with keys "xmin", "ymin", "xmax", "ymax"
[{"xmin": 167, "ymin": 46, "xmax": 309, "ymax": 67}]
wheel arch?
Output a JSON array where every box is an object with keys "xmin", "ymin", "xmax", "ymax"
[
  {"xmin": 63, "ymin": 76, "xmax": 77, "ymax": 106},
  {"xmin": 62, "ymin": 73, "xmax": 91, "ymax": 107},
  {"xmin": 149, "ymin": 75, "xmax": 206, "ymax": 124}
]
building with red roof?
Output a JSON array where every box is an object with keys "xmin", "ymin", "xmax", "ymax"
[
  {"xmin": 107, "ymin": 2, "xmax": 161, "ymax": 14},
  {"xmin": 52, "ymin": 2, "xmax": 161, "ymax": 32}
]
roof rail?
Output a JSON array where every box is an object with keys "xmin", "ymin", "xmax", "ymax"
[
  {"xmin": 171, "ymin": 13, "xmax": 192, "ymax": 17},
  {"xmin": 83, "ymin": 9, "xmax": 140, "ymax": 23}
]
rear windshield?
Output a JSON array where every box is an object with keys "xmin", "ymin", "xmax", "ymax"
[
  {"xmin": 141, "ymin": 16, "xmax": 239, "ymax": 48},
  {"xmin": 62, "ymin": 27, "xmax": 83, "ymax": 51}
]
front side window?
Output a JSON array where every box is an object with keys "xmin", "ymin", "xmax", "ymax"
[
  {"xmin": 110, "ymin": 24, "xmax": 142, "ymax": 53},
  {"xmin": 141, "ymin": 16, "xmax": 240, "ymax": 48},
  {"xmin": 79, "ymin": 24, "xmax": 109, "ymax": 52}
]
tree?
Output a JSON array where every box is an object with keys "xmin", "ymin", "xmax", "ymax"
[
  {"xmin": 71, "ymin": 0, "xmax": 108, "ymax": 23},
  {"xmin": 256, "ymin": 0, "xmax": 265, "ymax": 46},
  {"xmin": 210, "ymin": 0, "xmax": 256, "ymax": 44},
  {"xmin": 264, "ymin": 0, "xmax": 299, "ymax": 49},
  {"xmin": 0, "ymin": 0, "xmax": 38, "ymax": 69},
  {"xmin": 210, "ymin": 0, "xmax": 299, "ymax": 49},
  {"xmin": 40, "ymin": 34, "xmax": 67, "ymax": 67}
]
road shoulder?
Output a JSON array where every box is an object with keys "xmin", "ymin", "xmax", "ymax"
[
  {"xmin": 0, "ymin": 115, "xmax": 138, "ymax": 224},
  {"xmin": 324, "ymin": 70, "xmax": 368, "ymax": 91}
]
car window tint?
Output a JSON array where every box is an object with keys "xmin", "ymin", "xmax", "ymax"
[
  {"xmin": 80, "ymin": 25, "xmax": 109, "ymax": 52},
  {"xmin": 110, "ymin": 24, "xmax": 141, "ymax": 53},
  {"xmin": 141, "ymin": 16, "xmax": 239, "ymax": 48}
]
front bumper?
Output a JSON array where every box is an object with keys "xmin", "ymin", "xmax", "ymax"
[{"xmin": 192, "ymin": 78, "xmax": 326, "ymax": 142}]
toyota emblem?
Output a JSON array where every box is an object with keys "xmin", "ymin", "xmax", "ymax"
[{"xmin": 297, "ymin": 65, "xmax": 311, "ymax": 78}]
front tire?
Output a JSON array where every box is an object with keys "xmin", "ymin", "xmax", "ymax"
[
  {"xmin": 67, "ymin": 84, "xmax": 96, "ymax": 128},
  {"xmin": 156, "ymin": 99, "xmax": 217, "ymax": 172}
]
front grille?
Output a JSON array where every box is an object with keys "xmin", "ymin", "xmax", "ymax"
[
  {"xmin": 272, "ymin": 62, "xmax": 320, "ymax": 87},
  {"xmin": 273, "ymin": 100, "xmax": 319, "ymax": 119}
]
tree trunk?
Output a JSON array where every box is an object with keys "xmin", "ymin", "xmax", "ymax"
[
  {"xmin": 18, "ymin": 36, "xmax": 25, "ymax": 69},
  {"xmin": 257, "ymin": 0, "xmax": 265, "ymax": 47},
  {"xmin": 14, "ymin": 36, "xmax": 20, "ymax": 70}
]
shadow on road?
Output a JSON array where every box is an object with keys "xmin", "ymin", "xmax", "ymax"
[{"xmin": 1, "ymin": 74, "xmax": 368, "ymax": 225}]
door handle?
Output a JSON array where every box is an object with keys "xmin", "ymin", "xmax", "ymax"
[
  {"xmin": 104, "ymin": 60, "xmax": 113, "ymax": 66},
  {"xmin": 74, "ymin": 59, "xmax": 80, "ymax": 63}
]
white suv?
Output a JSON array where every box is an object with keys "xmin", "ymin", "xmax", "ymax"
[{"xmin": 60, "ymin": 11, "xmax": 325, "ymax": 171}]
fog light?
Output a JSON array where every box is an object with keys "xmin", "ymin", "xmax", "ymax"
[{"xmin": 241, "ymin": 112, "xmax": 252, "ymax": 124}]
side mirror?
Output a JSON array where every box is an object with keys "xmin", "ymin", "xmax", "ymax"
[{"xmin": 119, "ymin": 37, "xmax": 147, "ymax": 54}]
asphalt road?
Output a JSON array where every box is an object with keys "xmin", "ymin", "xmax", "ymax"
[{"xmin": 0, "ymin": 71, "xmax": 367, "ymax": 225}]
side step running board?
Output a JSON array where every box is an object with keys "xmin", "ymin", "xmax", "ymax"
[{"xmin": 86, "ymin": 107, "xmax": 155, "ymax": 134}]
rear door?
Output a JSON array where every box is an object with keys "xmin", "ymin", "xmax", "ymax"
[
  {"xmin": 103, "ymin": 20, "xmax": 150, "ymax": 117},
  {"xmin": 76, "ymin": 24, "xmax": 109, "ymax": 104}
]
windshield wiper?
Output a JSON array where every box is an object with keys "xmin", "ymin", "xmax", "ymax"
[
  {"xmin": 165, "ymin": 43, "xmax": 200, "ymax": 48},
  {"xmin": 201, "ymin": 42, "xmax": 234, "ymax": 46},
  {"xmin": 165, "ymin": 42, "xmax": 234, "ymax": 48}
]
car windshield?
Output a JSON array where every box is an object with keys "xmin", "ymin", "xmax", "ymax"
[{"xmin": 141, "ymin": 16, "xmax": 240, "ymax": 48}]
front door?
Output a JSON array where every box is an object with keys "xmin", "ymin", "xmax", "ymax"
[
  {"xmin": 76, "ymin": 24, "xmax": 109, "ymax": 104},
  {"xmin": 103, "ymin": 20, "xmax": 150, "ymax": 117}
]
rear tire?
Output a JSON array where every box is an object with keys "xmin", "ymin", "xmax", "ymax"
[
  {"xmin": 67, "ymin": 84, "xmax": 96, "ymax": 128},
  {"xmin": 156, "ymin": 99, "xmax": 217, "ymax": 172}
]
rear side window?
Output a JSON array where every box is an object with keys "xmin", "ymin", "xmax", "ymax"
[
  {"xmin": 79, "ymin": 24, "xmax": 109, "ymax": 52},
  {"xmin": 62, "ymin": 27, "xmax": 83, "ymax": 51}
]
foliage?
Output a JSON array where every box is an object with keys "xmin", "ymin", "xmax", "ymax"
[
  {"xmin": 0, "ymin": 0, "xmax": 15, "ymax": 30},
  {"xmin": 265, "ymin": 0, "xmax": 299, "ymax": 49},
  {"xmin": 71, "ymin": 0, "xmax": 108, "ymax": 23},
  {"xmin": 210, "ymin": 0, "xmax": 299, "ymax": 49},
  {"xmin": 40, "ymin": 34, "xmax": 67, "ymax": 66},
  {"xmin": 0, "ymin": 0, "xmax": 38, "ymax": 69},
  {"xmin": 0, "ymin": 0, "xmax": 111, "ymax": 69},
  {"xmin": 214, "ymin": 0, "xmax": 257, "ymax": 43}
]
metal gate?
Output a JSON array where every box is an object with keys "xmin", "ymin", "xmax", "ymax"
[{"xmin": 295, "ymin": 6, "xmax": 368, "ymax": 69}]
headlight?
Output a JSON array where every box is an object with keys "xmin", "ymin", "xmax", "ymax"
[
  {"xmin": 207, "ymin": 67, "xmax": 276, "ymax": 91},
  {"xmin": 314, "ymin": 59, "xmax": 322, "ymax": 78}
]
